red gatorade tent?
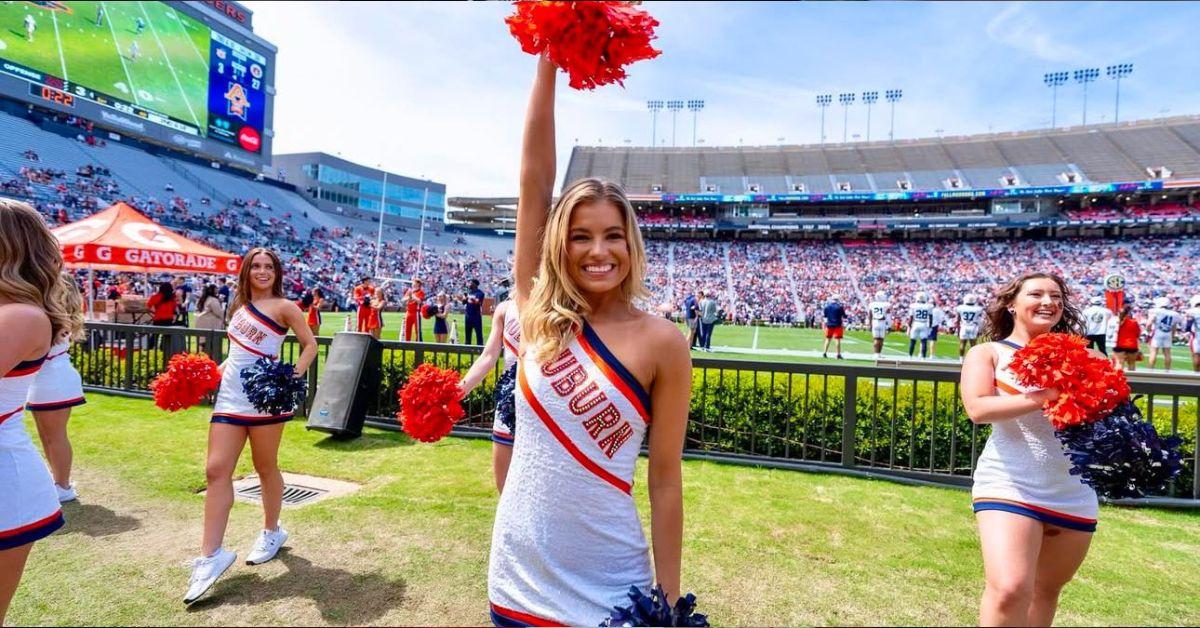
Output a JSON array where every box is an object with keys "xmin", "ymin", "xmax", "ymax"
[{"xmin": 52, "ymin": 202, "xmax": 241, "ymax": 275}]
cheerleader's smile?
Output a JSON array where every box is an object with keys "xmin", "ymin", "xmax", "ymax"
[{"xmin": 567, "ymin": 201, "xmax": 630, "ymax": 294}]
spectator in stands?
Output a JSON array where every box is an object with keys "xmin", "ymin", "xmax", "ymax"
[{"xmin": 462, "ymin": 279, "xmax": 485, "ymax": 345}]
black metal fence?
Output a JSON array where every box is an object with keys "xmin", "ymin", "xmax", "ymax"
[{"xmin": 75, "ymin": 323, "xmax": 1200, "ymax": 501}]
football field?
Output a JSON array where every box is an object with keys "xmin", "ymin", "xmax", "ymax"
[
  {"xmin": 311, "ymin": 311, "xmax": 1193, "ymax": 368},
  {"xmin": 0, "ymin": 0, "xmax": 209, "ymax": 127}
]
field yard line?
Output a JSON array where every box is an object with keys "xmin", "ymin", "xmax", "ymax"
[
  {"xmin": 100, "ymin": 1, "xmax": 139, "ymax": 105},
  {"xmin": 178, "ymin": 11, "xmax": 208, "ymax": 69},
  {"xmin": 752, "ymin": 326, "xmax": 759, "ymax": 350},
  {"xmin": 137, "ymin": 1, "xmax": 201, "ymax": 129},
  {"xmin": 50, "ymin": 8, "xmax": 68, "ymax": 80}
]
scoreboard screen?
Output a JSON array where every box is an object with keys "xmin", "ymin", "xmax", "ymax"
[{"xmin": 0, "ymin": 1, "xmax": 273, "ymax": 166}]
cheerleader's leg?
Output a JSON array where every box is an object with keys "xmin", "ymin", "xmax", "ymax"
[
  {"xmin": 32, "ymin": 409, "xmax": 73, "ymax": 490},
  {"xmin": 0, "ymin": 544, "xmax": 33, "ymax": 624},
  {"xmin": 247, "ymin": 423, "xmax": 286, "ymax": 533},
  {"xmin": 202, "ymin": 423, "xmax": 249, "ymax": 556},
  {"xmin": 1027, "ymin": 527, "xmax": 1092, "ymax": 627},
  {"xmin": 976, "ymin": 510, "xmax": 1043, "ymax": 627}
]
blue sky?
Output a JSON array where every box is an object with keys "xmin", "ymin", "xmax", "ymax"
[{"xmin": 245, "ymin": 1, "xmax": 1200, "ymax": 197}]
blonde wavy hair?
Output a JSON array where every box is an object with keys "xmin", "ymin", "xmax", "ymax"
[
  {"xmin": 0, "ymin": 199, "xmax": 71, "ymax": 340},
  {"xmin": 521, "ymin": 178, "xmax": 648, "ymax": 363},
  {"xmin": 51, "ymin": 272, "xmax": 85, "ymax": 342}
]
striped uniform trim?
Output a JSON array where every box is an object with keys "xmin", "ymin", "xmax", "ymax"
[
  {"xmin": 45, "ymin": 347, "xmax": 72, "ymax": 361},
  {"xmin": 211, "ymin": 412, "xmax": 293, "ymax": 427},
  {"xmin": 502, "ymin": 336, "xmax": 520, "ymax": 356},
  {"xmin": 5, "ymin": 355, "xmax": 46, "ymax": 378},
  {"xmin": 492, "ymin": 430, "xmax": 514, "ymax": 446},
  {"xmin": 489, "ymin": 602, "xmax": 561, "ymax": 627},
  {"xmin": 518, "ymin": 365, "xmax": 632, "ymax": 495},
  {"xmin": 27, "ymin": 396, "xmax": 87, "ymax": 412},
  {"xmin": 994, "ymin": 379, "xmax": 1022, "ymax": 395},
  {"xmin": 0, "ymin": 510, "xmax": 65, "ymax": 550},
  {"xmin": 227, "ymin": 331, "xmax": 278, "ymax": 359},
  {"xmin": 579, "ymin": 323, "xmax": 652, "ymax": 425},
  {"xmin": 245, "ymin": 302, "xmax": 288, "ymax": 335},
  {"xmin": 0, "ymin": 406, "xmax": 22, "ymax": 426},
  {"xmin": 973, "ymin": 498, "xmax": 1097, "ymax": 533}
]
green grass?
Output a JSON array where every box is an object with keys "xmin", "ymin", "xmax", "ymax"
[
  {"xmin": 10, "ymin": 394, "xmax": 1200, "ymax": 625},
  {"xmin": 0, "ymin": 1, "xmax": 209, "ymax": 127}
]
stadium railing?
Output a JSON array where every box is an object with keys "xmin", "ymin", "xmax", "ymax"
[{"xmin": 75, "ymin": 322, "xmax": 1200, "ymax": 503}]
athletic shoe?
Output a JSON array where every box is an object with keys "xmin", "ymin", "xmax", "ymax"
[
  {"xmin": 837, "ymin": 354, "xmax": 844, "ymax": 360},
  {"xmin": 246, "ymin": 526, "xmax": 288, "ymax": 565},
  {"xmin": 184, "ymin": 548, "xmax": 237, "ymax": 604},
  {"xmin": 56, "ymin": 484, "xmax": 77, "ymax": 503}
]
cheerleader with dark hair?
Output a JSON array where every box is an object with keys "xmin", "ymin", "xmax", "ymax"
[
  {"xmin": 961, "ymin": 272, "xmax": 1097, "ymax": 626},
  {"xmin": 184, "ymin": 247, "xmax": 317, "ymax": 605}
]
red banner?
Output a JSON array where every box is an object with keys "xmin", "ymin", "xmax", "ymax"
[{"xmin": 61, "ymin": 244, "xmax": 240, "ymax": 274}]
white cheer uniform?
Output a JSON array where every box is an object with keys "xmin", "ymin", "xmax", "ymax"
[
  {"xmin": 26, "ymin": 338, "xmax": 86, "ymax": 411},
  {"xmin": 492, "ymin": 303, "xmax": 522, "ymax": 447},
  {"xmin": 212, "ymin": 302, "xmax": 292, "ymax": 426},
  {"xmin": 955, "ymin": 305, "xmax": 983, "ymax": 340},
  {"xmin": 971, "ymin": 340, "xmax": 1098, "ymax": 531},
  {"xmin": 488, "ymin": 322, "xmax": 652, "ymax": 625},
  {"xmin": 1, "ymin": 353, "xmax": 65, "ymax": 549}
]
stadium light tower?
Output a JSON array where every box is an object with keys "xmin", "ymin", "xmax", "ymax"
[
  {"xmin": 666, "ymin": 100, "xmax": 684, "ymax": 147},
  {"xmin": 646, "ymin": 100, "xmax": 664, "ymax": 147},
  {"xmin": 885, "ymin": 89, "xmax": 902, "ymax": 142},
  {"xmin": 687, "ymin": 99, "xmax": 705, "ymax": 147},
  {"xmin": 1073, "ymin": 67, "xmax": 1100, "ymax": 126},
  {"xmin": 1106, "ymin": 63, "xmax": 1133, "ymax": 124},
  {"xmin": 861, "ymin": 91, "xmax": 879, "ymax": 143},
  {"xmin": 838, "ymin": 93, "xmax": 855, "ymax": 144},
  {"xmin": 1043, "ymin": 71, "xmax": 1069, "ymax": 129},
  {"xmin": 816, "ymin": 94, "xmax": 833, "ymax": 145}
]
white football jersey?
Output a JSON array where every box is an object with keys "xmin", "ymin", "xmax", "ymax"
[
  {"xmin": 1186, "ymin": 308, "xmax": 1200, "ymax": 333},
  {"xmin": 909, "ymin": 302, "xmax": 934, "ymax": 327},
  {"xmin": 869, "ymin": 301, "xmax": 891, "ymax": 324},
  {"xmin": 956, "ymin": 304, "xmax": 984, "ymax": 327},
  {"xmin": 1149, "ymin": 308, "xmax": 1180, "ymax": 335},
  {"xmin": 1082, "ymin": 305, "xmax": 1113, "ymax": 337}
]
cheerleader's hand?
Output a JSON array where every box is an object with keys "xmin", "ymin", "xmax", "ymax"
[{"xmin": 1028, "ymin": 387, "xmax": 1061, "ymax": 404}]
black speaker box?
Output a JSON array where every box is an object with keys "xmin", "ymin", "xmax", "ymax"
[{"xmin": 306, "ymin": 332, "xmax": 381, "ymax": 438}]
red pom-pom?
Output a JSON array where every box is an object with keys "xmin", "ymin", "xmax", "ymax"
[
  {"xmin": 506, "ymin": 1, "xmax": 662, "ymax": 90},
  {"xmin": 150, "ymin": 353, "xmax": 222, "ymax": 412},
  {"xmin": 1009, "ymin": 333, "xmax": 1131, "ymax": 429},
  {"xmin": 422, "ymin": 304, "xmax": 435, "ymax": 320},
  {"xmin": 397, "ymin": 364, "xmax": 465, "ymax": 443}
]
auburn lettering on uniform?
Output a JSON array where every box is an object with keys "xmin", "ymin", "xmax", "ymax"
[
  {"xmin": 541, "ymin": 350, "xmax": 633, "ymax": 458},
  {"xmin": 233, "ymin": 316, "xmax": 267, "ymax": 345}
]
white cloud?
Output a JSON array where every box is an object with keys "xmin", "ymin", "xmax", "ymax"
[{"xmin": 984, "ymin": 2, "xmax": 1085, "ymax": 64}]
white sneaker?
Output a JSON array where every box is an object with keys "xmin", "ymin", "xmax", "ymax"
[
  {"xmin": 245, "ymin": 526, "xmax": 288, "ymax": 565},
  {"xmin": 183, "ymin": 548, "xmax": 237, "ymax": 604},
  {"xmin": 56, "ymin": 484, "xmax": 77, "ymax": 503}
]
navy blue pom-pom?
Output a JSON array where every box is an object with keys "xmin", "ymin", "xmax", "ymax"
[
  {"xmin": 1056, "ymin": 400, "xmax": 1184, "ymax": 500},
  {"xmin": 494, "ymin": 363, "xmax": 517, "ymax": 434},
  {"xmin": 601, "ymin": 585, "xmax": 708, "ymax": 627},
  {"xmin": 241, "ymin": 357, "xmax": 307, "ymax": 416}
]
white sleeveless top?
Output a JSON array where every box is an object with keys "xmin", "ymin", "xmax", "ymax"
[
  {"xmin": 488, "ymin": 323, "xmax": 653, "ymax": 625},
  {"xmin": 501, "ymin": 304, "xmax": 522, "ymax": 370},
  {"xmin": 212, "ymin": 302, "xmax": 290, "ymax": 421},
  {"xmin": 971, "ymin": 340, "xmax": 1098, "ymax": 519}
]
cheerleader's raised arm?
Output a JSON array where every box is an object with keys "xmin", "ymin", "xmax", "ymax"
[{"xmin": 513, "ymin": 56, "xmax": 558, "ymax": 307}]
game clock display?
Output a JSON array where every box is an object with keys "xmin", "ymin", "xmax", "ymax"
[{"xmin": 31, "ymin": 84, "xmax": 74, "ymax": 108}]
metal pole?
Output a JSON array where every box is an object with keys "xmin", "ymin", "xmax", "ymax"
[
  {"xmin": 692, "ymin": 110, "xmax": 698, "ymax": 147},
  {"xmin": 820, "ymin": 107, "xmax": 826, "ymax": 145},
  {"xmin": 373, "ymin": 169, "xmax": 388, "ymax": 278},
  {"xmin": 889, "ymin": 102, "xmax": 895, "ymax": 141},
  {"xmin": 866, "ymin": 105, "xmax": 871, "ymax": 143},
  {"xmin": 843, "ymin": 104, "xmax": 848, "ymax": 143},
  {"xmin": 416, "ymin": 186, "xmax": 429, "ymax": 278},
  {"xmin": 1051, "ymin": 85, "xmax": 1058, "ymax": 128},
  {"xmin": 1082, "ymin": 81, "xmax": 1089, "ymax": 126},
  {"xmin": 1114, "ymin": 77, "xmax": 1120, "ymax": 124},
  {"xmin": 651, "ymin": 110, "xmax": 658, "ymax": 147}
]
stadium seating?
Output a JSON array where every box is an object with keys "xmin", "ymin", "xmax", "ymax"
[{"xmin": 565, "ymin": 118, "xmax": 1200, "ymax": 194}]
